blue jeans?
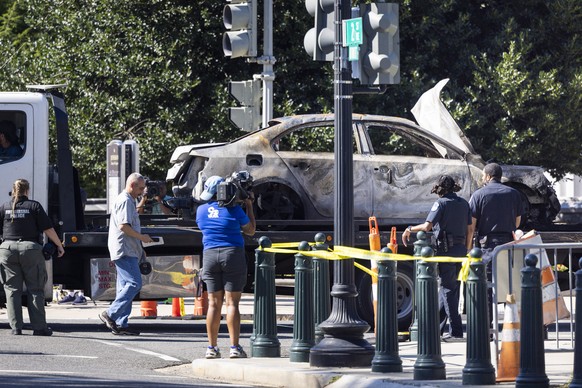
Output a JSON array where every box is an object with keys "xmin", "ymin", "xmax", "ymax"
[{"xmin": 108, "ymin": 256, "xmax": 142, "ymax": 328}]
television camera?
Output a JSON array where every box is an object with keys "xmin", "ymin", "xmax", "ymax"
[
  {"xmin": 216, "ymin": 171, "xmax": 253, "ymax": 207},
  {"xmin": 163, "ymin": 171, "xmax": 253, "ymax": 216},
  {"xmin": 145, "ymin": 179, "xmax": 165, "ymax": 199}
]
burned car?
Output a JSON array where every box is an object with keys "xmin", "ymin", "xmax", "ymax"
[
  {"xmin": 165, "ymin": 80, "xmax": 560, "ymax": 331},
  {"xmin": 167, "ymin": 99, "xmax": 560, "ymax": 229}
]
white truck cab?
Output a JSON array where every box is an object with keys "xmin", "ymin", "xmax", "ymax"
[{"xmin": 0, "ymin": 91, "xmax": 50, "ymax": 208}]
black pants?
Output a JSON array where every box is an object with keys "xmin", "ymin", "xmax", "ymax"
[
  {"xmin": 481, "ymin": 236, "xmax": 513, "ymax": 329},
  {"xmin": 438, "ymin": 244, "xmax": 465, "ymax": 337}
]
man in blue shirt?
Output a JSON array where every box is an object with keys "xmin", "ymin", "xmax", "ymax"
[{"xmin": 196, "ymin": 175, "xmax": 255, "ymax": 359}]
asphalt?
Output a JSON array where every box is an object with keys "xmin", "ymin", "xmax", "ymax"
[{"xmin": 3, "ymin": 294, "xmax": 577, "ymax": 388}]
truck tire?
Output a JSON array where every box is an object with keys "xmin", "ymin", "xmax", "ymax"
[{"xmin": 356, "ymin": 262, "xmax": 414, "ymax": 332}]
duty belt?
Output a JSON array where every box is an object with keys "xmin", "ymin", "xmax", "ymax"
[{"xmin": 479, "ymin": 232, "xmax": 513, "ymax": 247}]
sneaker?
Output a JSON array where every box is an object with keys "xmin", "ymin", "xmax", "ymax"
[
  {"xmin": 229, "ymin": 345, "xmax": 248, "ymax": 359},
  {"xmin": 442, "ymin": 333, "xmax": 465, "ymax": 342},
  {"xmin": 11, "ymin": 329, "xmax": 22, "ymax": 335},
  {"xmin": 58, "ymin": 294, "xmax": 76, "ymax": 304},
  {"xmin": 33, "ymin": 327, "xmax": 53, "ymax": 336},
  {"xmin": 99, "ymin": 311, "xmax": 119, "ymax": 334},
  {"xmin": 72, "ymin": 295, "xmax": 87, "ymax": 305},
  {"xmin": 205, "ymin": 346, "xmax": 221, "ymax": 359},
  {"xmin": 113, "ymin": 327, "xmax": 140, "ymax": 336}
]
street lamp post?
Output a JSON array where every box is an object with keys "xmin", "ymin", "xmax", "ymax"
[{"xmin": 309, "ymin": 0, "xmax": 374, "ymax": 367}]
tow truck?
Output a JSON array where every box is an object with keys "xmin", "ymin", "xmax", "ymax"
[{"xmin": 1, "ymin": 86, "xmax": 580, "ymax": 332}]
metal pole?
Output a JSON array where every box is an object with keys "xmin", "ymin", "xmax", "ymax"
[
  {"xmin": 289, "ymin": 242, "xmax": 315, "ymax": 363},
  {"xmin": 413, "ymin": 246, "xmax": 446, "ymax": 381},
  {"xmin": 251, "ymin": 236, "xmax": 281, "ymax": 357},
  {"xmin": 571, "ymin": 257, "xmax": 582, "ymax": 387},
  {"xmin": 309, "ymin": 0, "xmax": 374, "ymax": 367},
  {"xmin": 313, "ymin": 233, "xmax": 331, "ymax": 344},
  {"xmin": 372, "ymin": 247, "xmax": 403, "ymax": 372},
  {"xmin": 462, "ymin": 248, "xmax": 496, "ymax": 385},
  {"xmin": 516, "ymin": 254, "xmax": 549, "ymax": 387},
  {"xmin": 257, "ymin": 0, "xmax": 274, "ymax": 127}
]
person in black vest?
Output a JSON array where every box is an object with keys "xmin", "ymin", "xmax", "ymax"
[
  {"xmin": 0, "ymin": 178, "xmax": 64, "ymax": 336},
  {"xmin": 467, "ymin": 163, "xmax": 524, "ymax": 327},
  {"xmin": 402, "ymin": 175, "xmax": 472, "ymax": 341}
]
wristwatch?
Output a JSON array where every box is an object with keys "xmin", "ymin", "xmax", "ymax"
[{"xmin": 406, "ymin": 226, "xmax": 413, "ymax": 232}]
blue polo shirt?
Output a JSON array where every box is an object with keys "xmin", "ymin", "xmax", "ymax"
[
  {"xmin": 469, "ymin": 180, "xmax": 524, "ymax": 236},
  {"xmin": 196, "ymin": 201, "xmax": 250, "ymax": 249}
]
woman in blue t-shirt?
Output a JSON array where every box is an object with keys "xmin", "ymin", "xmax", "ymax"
[{"xmin": 196, "ymin": 176, "xmax": 255, "ymax": 359}]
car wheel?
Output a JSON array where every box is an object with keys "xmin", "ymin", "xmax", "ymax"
[
  {"xmin": 253, "ymin": 183, "xmax": 303, "ymax": 229},
  {"xmin": 356, "ymin": 262, "xmax": 414, "ymax": 332}
]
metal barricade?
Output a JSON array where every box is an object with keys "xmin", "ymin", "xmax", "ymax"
[{"xmin": 491, "ymin": 240, "xmax": 582, "ymax": 367}]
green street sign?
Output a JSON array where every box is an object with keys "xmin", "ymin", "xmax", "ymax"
[{"xmin": 343, "ymin": 17, "xmax": 363, "ymax": 47}]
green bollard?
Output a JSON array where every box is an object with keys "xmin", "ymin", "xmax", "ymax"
[
  {"xmin": 516, "ymin": 254, "xmax": 549, "ymax": 387},
  {"xmin": 290, "ymin": 241, "xmax": 315, "ymax": 363},
  {"xmin": 462, "ymin": 248, "xmax": 496, "ymax": 385},
  {"xmin": 410, "ymin": 231, "xmax": 430, "ymax": 342},
  {"xmin": 313, "ymin": 233, "xmax": 331, "ymax": 345},
  {"xmin": 413, "ymin": 246, "xmax": 446, "ymax": 380},
  {"xmin": 251, "ymin": 236, "xmax": 281, "ymax": 358},
  {"xmin": 371, "ymin": 247, "xmax": 403, "ymax": 373},
  {"xmin": 570, "ymin": 257, "xmax": 582, "ymax": 387}
]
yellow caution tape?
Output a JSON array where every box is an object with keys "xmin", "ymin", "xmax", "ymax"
[
  {"xmin": 354, "ymin": 262, "xmax": 377, "ymax": 278},
  {"xmin": 260, "ymin": 242, "xmax": 481, "ymax": 282}
]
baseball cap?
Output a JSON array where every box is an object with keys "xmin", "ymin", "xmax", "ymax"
[{"xmin": 200, "ymin": 176, "xmax": 225, "ymax": 201}]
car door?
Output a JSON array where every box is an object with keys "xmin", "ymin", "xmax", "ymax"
[
  {"xmin": 364, "ymin": 123, "xmax": 473, "ymax": 225},
  {"xmin": 275, "ymin": 122, "xmax": 373, "ymax": 219}
]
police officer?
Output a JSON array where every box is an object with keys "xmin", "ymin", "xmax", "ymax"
[
  {"xmin": 467, "ymin": 163, "xmax": 523, "ymax": 326},
  {"xmin": 0, "ymin": 178, "xmax": 64, "ymax": 336},
  {"xmin": 402, "ymin": 175, "xmax": 471, "ymax": 341}
]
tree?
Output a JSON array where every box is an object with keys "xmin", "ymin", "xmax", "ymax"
[
  {"xmin": 453, "ymin": 0, "xmax": 582, "ymax": 179},
  {"xmin": 0, "ymin": 0, "xmax": 580, "ymax": 195}
]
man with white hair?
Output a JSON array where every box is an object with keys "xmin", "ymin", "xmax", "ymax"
[{"xmin": 99, "ymin": 173, "xmax": 153, "ymax": 335}]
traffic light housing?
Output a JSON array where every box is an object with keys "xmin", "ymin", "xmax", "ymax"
[
  {"xmin": 303, "ymin": 0, "xmax": 335, "ymax": 61},
  {"xmin": 223, "ymin": 0, "xmax": 257, "ymax": 58},
  {"xmin": 228, "ymin": 80, "xmax": 261, "ymax": 132},
  {"xmin": 358, "ymin": 3, "xmax": 400, "ymax": 85}
]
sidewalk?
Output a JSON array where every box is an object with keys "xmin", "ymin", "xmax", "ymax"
[
  {"xmin": 9, "ymin": 294, "xmax": 577, "ymax": 387},
  {"xmin": 191, "ymin": 338, "xmax": 574, "ymax": 388}
]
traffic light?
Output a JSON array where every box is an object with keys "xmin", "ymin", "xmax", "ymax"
[
  {"xmin": 358, "ymin": 3, "xmax": 400, "ymax": 85},
  {"xmin": 303, "ymin": 0, "xmax": 335, "ymax": 61},
  {"xmin": 228, "ymin": 80, "xmax": 261, "ymax": 132},
  {"xmin": 223, "ymin": 0, "xmax": 257, "ymax": 58}
]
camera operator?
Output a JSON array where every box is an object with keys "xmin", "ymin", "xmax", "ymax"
[
  {"xmin": 195, "ymin": 175, "xmax": 255, "ymax": 359},
  {"xmin": 137, "ymin": 181, "xmax": 172, "ymax": 215}
]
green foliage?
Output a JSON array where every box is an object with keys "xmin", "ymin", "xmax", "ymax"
[
  {"xmin": 452, "ymin": 0, "xmax": 582, "ymax": 179},
  {"xmin": 0, "ymin": 0, "xmax": 579, "ymax": 195}
]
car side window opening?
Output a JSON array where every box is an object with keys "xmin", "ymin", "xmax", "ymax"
[
  {"xmin": 366, "ymin": 124, "xmax": 440, "ymax": 158},
  {"xmin": 275, "ymin": 124, "xmax": 357, "ymax": 153},
  {"xmin": 0, "ymin": 111, "xmax": 26, "ymax": 164}
]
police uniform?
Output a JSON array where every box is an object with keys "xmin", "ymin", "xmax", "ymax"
[
  {"xmin": 0, "ymin": 196, "xmax": 52, "ymax": 332},
  {"xmin": 469, "ymin": 179, "xmax": 523, "ymax": 263},
  {"xmin": 468, "ymin": 179, "xmax": 523, "ymax": 326},
  {"xmin": 426, "ymin": 192, "xmax": 471, "ymax": 338}
]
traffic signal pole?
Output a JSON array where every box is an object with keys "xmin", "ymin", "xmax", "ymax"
[
  {"xmin": 309, "ymin": 0, "xmax": 374, "ymax": 367},
  {"xmin": 257, "ymin": 0, "xmax": 275, "ymax": 126}
]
